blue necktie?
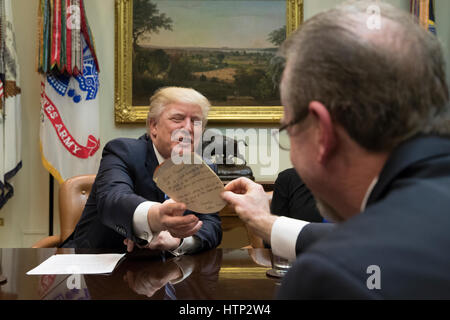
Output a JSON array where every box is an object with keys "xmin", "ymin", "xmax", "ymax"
[
  {"xmin": 160, "ymin": 254, "xmax": 177, "ymax": 300},
  {"xmin": 164, "ymin": 283, "xmax": 177, "ymax": 300}
]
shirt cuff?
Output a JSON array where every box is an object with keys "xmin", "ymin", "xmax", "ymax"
[
  {"xmin": 170, "ymin": 256, "xmax": 195, "ymax": 285},
  {"xmin": 271, "ymin": 216, "xmax": 309, "ymax": 261},
  {"xmin": 169, "ymin": 236, "xmax": 201, "ymax": 256},
  {"xmin": 132, "ymin": 201, "xmax": 160, "ymax": 242}
]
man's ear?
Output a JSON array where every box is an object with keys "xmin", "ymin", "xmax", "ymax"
[
  {"xmin": 308, "ymin": 101, "xmax": 336, "ymax": 164},
  {"xmin": 148, "ymin": 119, "xmax": 157, "ymax": 138}
]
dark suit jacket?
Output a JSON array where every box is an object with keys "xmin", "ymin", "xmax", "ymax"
[
  {"xmin": 271, "ymin": 168, "xmax": 323, "ymax": 222},
  {"xmin": 63, "ymin": 134, "xmax": 222, "ymax": 251},
  {"xmin": 279, "ymin": 135, "xmax": 450, "ymax": 299}
]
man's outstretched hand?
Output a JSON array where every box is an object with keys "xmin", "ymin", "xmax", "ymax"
[
  {"xmin": 221, "ymin": 177, "xmax": 276, "ymax": 243},
  {"xmin": 148, "ymin": 199, "xmax": 203, "ymax": 239}
]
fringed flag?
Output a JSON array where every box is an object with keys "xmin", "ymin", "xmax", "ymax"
[
  {"xmin": 410, "ymin": 0, "xmax": 437, "ymax": 35},
  {"xmin": 37, "ymin": 0, "xmax": 99, "ymax": 76},
  {"xmin": 39, "ymin": 0, "xmax": 100, "ymax": 183},
  {"xmin": 0, "ymin": 0, "xmax": 22, "ymax": 209}
]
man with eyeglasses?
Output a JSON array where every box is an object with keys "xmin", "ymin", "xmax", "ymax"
[
  {"xmin": 63, "ymin": 87, "xmax": 222, "ymax": 255},
  {"xmin": 222, "ymin": 1, "xmax": 450, "ymax": 299}
]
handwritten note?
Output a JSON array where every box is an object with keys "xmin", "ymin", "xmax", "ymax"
[{"xmin": 153, "ymin": 153, "xmax": 226, "ymax": 213}]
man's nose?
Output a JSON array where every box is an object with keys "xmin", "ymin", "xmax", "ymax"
[{"xmin": 181, "ymin": 118, "xmax": 194, "ymax": 133}]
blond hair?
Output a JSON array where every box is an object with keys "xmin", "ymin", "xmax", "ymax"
[{"xmin": 147, "ymin": 87, "xmax": 211, "ymax": 128}]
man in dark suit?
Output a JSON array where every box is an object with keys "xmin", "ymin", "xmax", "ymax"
[
  {"xmin": 63, "ymin": 87, "xmax": 222, "ymax": 254},
  {"xmin": 271, "ymin": 168, "xmax": 323, "ymax": 222},
  {"xmin": 222, "ymin": 1, "xmax": 450, "ymax": 298}
]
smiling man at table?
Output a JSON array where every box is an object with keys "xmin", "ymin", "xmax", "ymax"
[
  {"xmin": 62, "ymin": 87, "xmax": 222, "ymax": 255},
  {"xmin": 222, "ymin": 1, "xmax": 450, "ymax": 299}
]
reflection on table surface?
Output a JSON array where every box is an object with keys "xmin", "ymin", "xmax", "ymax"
[{"xmin": 0, "ymin": 248, "xmax": 280, "ymax": 300}]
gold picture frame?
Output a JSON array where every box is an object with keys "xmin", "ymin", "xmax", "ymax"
[{"xmin": 115, "ymin": 0, "xmax": 303, "ymax": 124}]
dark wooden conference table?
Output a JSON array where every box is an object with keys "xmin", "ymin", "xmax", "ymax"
[{"xmin": 0, "ymin": 248, "xmax": 281, "ymax": 300}]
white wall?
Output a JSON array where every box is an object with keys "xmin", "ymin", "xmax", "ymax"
[{"xmin": 0, "ymin": 0, "xmax": 449, "ymax": 247}]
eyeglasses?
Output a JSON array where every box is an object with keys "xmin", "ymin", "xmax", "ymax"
[{"xmin": 272, "ymin": 118, "xmax": 301, "ymax": 151}]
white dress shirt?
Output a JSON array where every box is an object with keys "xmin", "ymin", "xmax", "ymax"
[
  {"xmin": 132, "ymin": 144, "xmax": 201, "ymax": 255},
  {"xmin": 270, "ymin": 178, "xmax": 379, "ymax": 261}
]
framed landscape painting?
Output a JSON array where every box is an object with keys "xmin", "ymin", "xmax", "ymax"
[{"xmin": 115, "ymin": 0, "xmax": 304, "ymax": 123}]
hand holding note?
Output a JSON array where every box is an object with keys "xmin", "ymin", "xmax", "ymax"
[
  {"xmin": 147, "ymin": 199, "xmax": 203, "ymax": 240},
  {"xmin": 221, "ymin": 177, "xmax": 275, "ymax": 244}
]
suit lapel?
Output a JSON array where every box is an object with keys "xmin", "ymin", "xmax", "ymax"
[
  {"xmin": 367, "ymin": 135, "xmax": 450, "ymax": 206},
  {"xmin": 143, "ymin": 134, "xmax": 159, "ymax": 175},
  {"xmin": 142, "ymin": 134, "xmax": 166, "ymax": 202}
]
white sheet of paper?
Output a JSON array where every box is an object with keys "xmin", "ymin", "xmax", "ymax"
[{"xmin": 26, "ymin": 254, "xmax": 126, "ymax": 275}]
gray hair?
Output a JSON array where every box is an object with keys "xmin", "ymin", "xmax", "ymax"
[
  {"xmin": 147, "ymin": 86, "xmax": 211, "ymax": 128},
  {"xmin": 280, "ymin": 0, "xmax": 449, "ymax": 151}
]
